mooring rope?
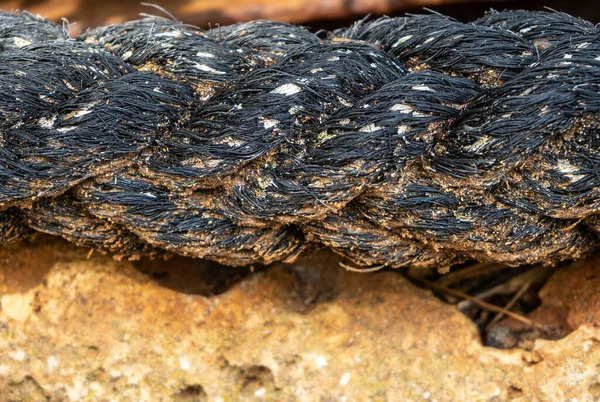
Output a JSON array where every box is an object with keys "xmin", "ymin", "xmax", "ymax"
[{"xmin": 1, "ymin": 9, "xmax": 600, "ymax": 269}]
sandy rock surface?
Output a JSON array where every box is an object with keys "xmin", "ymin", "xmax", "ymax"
[{"xmin": 1, "ymin": 238, "xmax": 600, "ymax": 401}]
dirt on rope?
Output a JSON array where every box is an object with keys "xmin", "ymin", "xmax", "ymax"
[{"xmin": 1, "ymin": 9, "xmax": 600, "ymax": 269}]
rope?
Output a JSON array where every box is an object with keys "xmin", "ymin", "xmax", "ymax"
[{"xmin": 1, "ymin": 9, "xmax": 600, "ymax": 269}]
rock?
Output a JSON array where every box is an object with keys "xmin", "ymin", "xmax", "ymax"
[
  {"xmin": 1, "ymin": 237, "xmax": 600, "ymax": 401},
  {"xmin": 537, "ymin": 255, "xmax": 600, "ymax": 329},
  {"xmin": 486, "ymin": 254, "xmax": 600, "ymax": 351}
]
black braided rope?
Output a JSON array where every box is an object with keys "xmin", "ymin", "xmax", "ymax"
[{"xmin": 2, "ymin": 9, "xmax": 600, "ymax": 269}]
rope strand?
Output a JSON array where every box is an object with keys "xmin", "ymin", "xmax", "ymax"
[{"xmin": 1, "ymin": 9, "xmax": 600, "ymax": 269}]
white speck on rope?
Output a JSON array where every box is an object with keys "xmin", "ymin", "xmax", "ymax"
[
  {"xmin": 194, "ymin": 63, "xmax": 226, "ymax": 74},
  {"xmin": 72, "ymin": 109, "xmax": 92, "ymax": 118},
  {"xmin": 57, "ymin": 126, "xmax": 77, "ymax": 133},
  {"xmin": 155, "ymin": 30, "xmax": 183, "ymax": 38},
  {"xmin": 360, "ymin": 123, "xmax": 383, "ymax": 133},
  {"xmin": 392, "ymin": 35, "xmax": 412, "ymax": 48},
  {"xmin": 13, "ymin": 37, "xmax": 32, "ymax": 47},
  {"xmin": 390, "ymin": 103, "xmax": 414, "ymax": 113},
  {"xmin": 271, "ymin": 83, "xmax": 302, "ymax": 96},
  {"xmin": 38, "ymin": 116, "xmax": 57, "ymax": 128},
  {"xmin": 412, "ymin": 85, "xmax": 435, "ymax": 92},
  {"xmin": 262, "ymin": 118, "xmax": 279, "ymax": 129}
]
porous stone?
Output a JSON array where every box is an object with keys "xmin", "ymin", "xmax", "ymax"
[{"xmin": 0, "ymin": 238, "xmax": 599, "ymax": 401}]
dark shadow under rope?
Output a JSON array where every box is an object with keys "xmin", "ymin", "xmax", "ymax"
[{"xmin": 1, "ymin": 9, "xmax": 600, "ymax": 269}]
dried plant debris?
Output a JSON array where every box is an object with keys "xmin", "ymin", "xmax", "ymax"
[
  {"xmin": 402, "ymin": 260, "xmax": 576, "ymax": 348},
  {"xmin": 0, "ymin": 10, "xmax": 599, "ymax": 268}
]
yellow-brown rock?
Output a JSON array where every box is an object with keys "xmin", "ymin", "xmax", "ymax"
[{"xmin": 1, "ymin": 238, "xmax": 600, "ymax": 401}]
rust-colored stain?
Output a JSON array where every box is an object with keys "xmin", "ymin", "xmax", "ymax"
[{"xmin": 0, "ymin": 0, "xmax": 480, "ymax": 33}]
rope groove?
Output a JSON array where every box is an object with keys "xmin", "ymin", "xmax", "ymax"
[{"xmin": 1, "ymin": 9, "xmax": 600, "ymax": 269}]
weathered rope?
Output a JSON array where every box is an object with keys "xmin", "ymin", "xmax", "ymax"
[{"xmin": 1, "ymin": 9, "xmax": 600, "ymax": 269}]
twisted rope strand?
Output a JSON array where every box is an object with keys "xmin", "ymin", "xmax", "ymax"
[{"xmin": 1, "ymin": 9, "xmax": 600, "ymax": 269}]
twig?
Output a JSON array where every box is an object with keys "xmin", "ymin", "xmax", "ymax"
[
  {"xmin": 339, "ymin": 261, "xmax": 386, "ymax": 273},
  {"xmin": 456, "ymin": 266, "xmax": 548, "ymax": 310},
  {"xmin": 485, "ymin": 280, "xmax": 532, "ymax": 330},
  {"xmin": 415, "ymin": 278, "xmax": 533, "ymax": 326},
  {"xmin": 437, "ymin": 262, "xmax": 506, "ymax": 286}
]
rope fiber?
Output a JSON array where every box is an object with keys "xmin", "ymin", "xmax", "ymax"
[{"xmin": 1, "ymin": 9, "xmax": 600, "ymax": 269}]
